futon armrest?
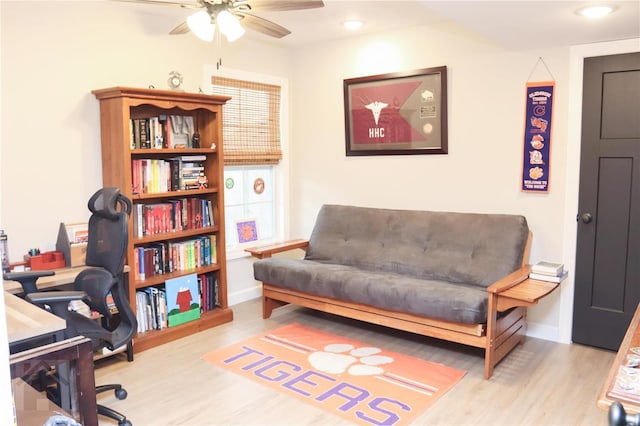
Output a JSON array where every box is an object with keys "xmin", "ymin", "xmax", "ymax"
[
  {"xmin": 486, "ymin": 265, "xmax": 532, "ymax": 294},
  {"xmin": 245, "ymin": 239, "xmax": 309, "ymax": 259}
]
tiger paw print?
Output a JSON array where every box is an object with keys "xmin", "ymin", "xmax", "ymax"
[{"xmin": 308, "ymin": 343, "xmax": 394, "ymax": 375}]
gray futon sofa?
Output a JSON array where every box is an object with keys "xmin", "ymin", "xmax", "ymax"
[{"xmin": 247, "ymin": 204, "xmax": 559, "ymax": 379}]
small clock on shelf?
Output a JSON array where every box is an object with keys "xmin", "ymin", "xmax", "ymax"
[{"xmin": 168, "ymin": 71, "xmax": 184, "ymax": 91}]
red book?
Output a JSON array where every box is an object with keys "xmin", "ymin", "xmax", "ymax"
[
  {"xmin": 144, "ymin": 248, "xmax": 155, "ymax": 278},
  {"xmin": 165, "ymin": 116, "xmax": 172, "ymax": 149}
]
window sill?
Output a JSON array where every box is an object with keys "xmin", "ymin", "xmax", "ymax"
[
  {"xmin": 226, "ymin": 249, "xmax": 253, "ymax": 261},
  {"xmin": 226, "ymin": 238, "xmax": 280, "ymax": 261}
]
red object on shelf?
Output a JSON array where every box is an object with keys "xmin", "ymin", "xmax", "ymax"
[{"xmin": 25, "ymin": 251, "xmax": 66, "ymax": 270}]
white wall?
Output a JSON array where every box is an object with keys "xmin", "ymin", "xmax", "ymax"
[
  {"xmin": 6, "ymin": 3, "xmax": 639, "ymax": 425},
  {"xmin": 288, "ymin": 22, "xmax": 571, "ymax": 341},
  {"xmin": 0, "ymin": 2, "xmax": 17, "ymax": 423},
  {"xmin": 1, "ymin": 4, "xmax": 292, "ymax": 419},
  {"xmin": 0, "ymin": 1, "xmax": 292, "ymax": 265},
  {"xmin": 2, "ymin": 2, "xmax": 638, "ymax": 358}
]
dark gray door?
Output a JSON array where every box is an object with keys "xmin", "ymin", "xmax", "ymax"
[{"xmin": 572, "ymin": 52, "xmax": 640, "ymax": 351}]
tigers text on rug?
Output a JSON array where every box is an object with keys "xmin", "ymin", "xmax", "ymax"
[{"xmin": 202, "ymin": 323, "xmax": 466, "ymax": 425}]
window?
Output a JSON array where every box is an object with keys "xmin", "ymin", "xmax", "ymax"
[
  {"xmin": 223, "ymin": 165, "xmax": 274, "ymax": 247},
  {"xmin": 211, "ymin": 76, "xmax": 282, "ymax": 165},
  {"xmin": 207, "ymin": 68, "xmax": 288, "ymax": 256}
]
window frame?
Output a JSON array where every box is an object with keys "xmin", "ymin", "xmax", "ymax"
[{"xmin": 203, "ymin": 66, "xmax": 290, "ymax": 260}]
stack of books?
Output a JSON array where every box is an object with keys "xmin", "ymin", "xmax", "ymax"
[{"xmin": 529, "ymin": 261, "xmax": 569, "ymax": 283}]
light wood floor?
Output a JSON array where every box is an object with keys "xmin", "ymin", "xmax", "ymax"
[{"xmin": 94, "ymin": 299, "xmax": 615, "ymax": 425}]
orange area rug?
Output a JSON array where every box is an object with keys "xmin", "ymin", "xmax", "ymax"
[{"xmin": 202, "ymin": 323, "xmax": 466, "ymax": 425}]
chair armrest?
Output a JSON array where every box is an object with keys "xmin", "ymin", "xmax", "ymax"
[
  {"xmin": 4, "ymin": 270, "xmax": 55, "ymax": 281},
  {"xmin": 26, "ymin": 291, "xmax": 87, "ymax": 305},
  {"xmin": 245, "ymin": 239, "xmax": 309, "ymax": 259},
  {"xmin": 486, "ymin": 265, "xmax": 532, "ymax": 294},
  {"xmin": 27, "ymin": 290, "xmax": 88, "ymax": 319},
  {"xmin": 3, "ymin": 270, "xmax": 55, "ymax": 294}
]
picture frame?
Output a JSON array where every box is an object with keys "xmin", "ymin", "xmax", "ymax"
[
  {"xmin": 343, "ymin": 66, "xmax": 448, "ymax": 156},
  {"xmin": 235, "ymin": 218, "xmax": 259, "ymax": 244}
]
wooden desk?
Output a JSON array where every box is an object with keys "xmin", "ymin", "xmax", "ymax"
[
  {"xmin": 5, "ymin": 292, "xmax": 98, "ymax": 426},
  {"xmin": 10, "ymin": 337, "xmax": 98, "ymax": 426},
  {"xmin": 3, "ymin": 266, "xmax": 90, "ymax": 294},
  {"xmin": 598, "ymin": 303, "xmax": 640, "ymax": 413},
  {"xmin": 5, "ymin": 266, "xmax": 135, "ymax": 366},
  {"xmin": 5, "ymin": 291, "xmax": 66, "ymax": 345},
  {"xmin": 13, "ymin": 377, "xmax": 72, "ymax": 425}
]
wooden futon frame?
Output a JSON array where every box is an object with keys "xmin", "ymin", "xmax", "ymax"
[{"xmin": 247, "ymin": 234, "xmax": 559, "ymax": 379}]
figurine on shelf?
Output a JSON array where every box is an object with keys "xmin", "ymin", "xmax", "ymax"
[{"xmin": 197, "ymin": 172, "xmax": 208, "ymax": 189}]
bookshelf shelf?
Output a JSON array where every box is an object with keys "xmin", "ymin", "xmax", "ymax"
[
  {"xmin": 131, "ymin": 188, "xmax": 219, "ymax": 200},
  {"xmin": 133, "ymin": 226, "xmax": 220, "ymax": 244},
  {"xmin": 133, "ymin": 307, "xmax": 233, "ymax": 352},
  {"xmin": 92, "ymin": 86, "xmax": 233, "ymax": 352},
  {"xmin": 131, "ymin": 148, "xmax": 218, "ymax": 156},
  {"xmin": 133, "ymin": 264, "xmax": 222, "ymax": 289}
]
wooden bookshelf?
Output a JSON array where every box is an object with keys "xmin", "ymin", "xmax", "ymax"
[{"xmin": 92, "ymin": 86, "xmax": 233, "ymax": 352}]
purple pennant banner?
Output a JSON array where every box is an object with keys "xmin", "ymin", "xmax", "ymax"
[{"xmin": 522, "ymin": 82, "xmax": 555, "ymax": 192}]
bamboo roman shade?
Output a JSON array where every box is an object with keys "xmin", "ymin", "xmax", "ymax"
[{"xmin": 211, "ymin": 76, "xmax": 282, "ymax": 165}]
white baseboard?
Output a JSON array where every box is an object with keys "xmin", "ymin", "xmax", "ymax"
[
  {"xmin": 228, "ymin": 285, "xmax": 262, "ymax": 306},
  {"xmin": 526, "ymin": 322, "xmax": 564, "ymax": 343}
]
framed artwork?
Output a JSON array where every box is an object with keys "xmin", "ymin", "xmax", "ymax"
[
  {"xmin": 236, "ymin": 219, "xmax": 259, "ymax": 244},
  {"xmin": 343, "ymin": 66, "xmax": 448, "ymax": 156}
]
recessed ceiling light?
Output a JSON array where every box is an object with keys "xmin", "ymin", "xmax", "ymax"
[
  {"xmin": 576, "ymin": 4, "xmax": 616, "ymax": 19},
  {"xmin": 343, "ymin": 20, "xmax": 364, "ymax": 31}
]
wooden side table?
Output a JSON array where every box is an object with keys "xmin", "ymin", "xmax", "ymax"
[{"xmin": 597, "ymin": 303, "xmax": 640, "ymax": 413}]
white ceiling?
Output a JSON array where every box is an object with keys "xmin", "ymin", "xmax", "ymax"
[{"xmin": 119, "ymin": 0, "xmax": 640, "ymax": 49}]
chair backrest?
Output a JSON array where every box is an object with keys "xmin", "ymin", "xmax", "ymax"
[
  {"xmin": 85, "ymin": 187, "xmax": 132, "ymax": 276},
  {"xmin": 76, "ymin": 187, "xmax": 137, "ymax": 350}
]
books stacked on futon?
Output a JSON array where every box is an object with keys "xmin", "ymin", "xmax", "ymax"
[{"xmin": 529, "ymin": 261, "xmax": 569, "ymax": 283}]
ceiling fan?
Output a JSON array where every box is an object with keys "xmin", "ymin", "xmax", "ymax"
[{"xmin": 115, "ymin": 0, "xmax": 325, "ymax": 42}]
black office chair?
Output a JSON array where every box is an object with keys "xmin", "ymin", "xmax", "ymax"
[
  {"xmin": 11, "ymin": 188, "xmax": 137, "ymax": 426},
  {"xmin": 609, "ymin": 401, "xmax": 640, "ymax": 426}
]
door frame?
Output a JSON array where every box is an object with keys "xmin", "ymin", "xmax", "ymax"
[{"xmin": 560, "ymin": 38, "xmax": 640, "ymax": 344}]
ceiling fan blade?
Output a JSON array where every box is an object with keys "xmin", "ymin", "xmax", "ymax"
[
  {"xmin": 236, "ymin": 13, "xmax": 291, "ymax": 38},
  {"xmin": 236, "ymin": 0, "xmax": 324, "ymax": 12},
  {"xmin": 169, "ymin": 21, "xmax": 191, "ymax": 35},
  {"xmin": 111, "ymin": 0, "xmax": 202, "ymax": 8}
]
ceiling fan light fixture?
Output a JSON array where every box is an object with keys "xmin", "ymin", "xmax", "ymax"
[
  {"xmin": 576, "ymin": 4, "xmax": 616, "ymax": 19},
  {"xmin": 187, "ymin": 10, "xmax": 215, "ymax": 42},
  {"xmin": 217, "ymin": 10, "xmax": 246, "ymax": 42}
]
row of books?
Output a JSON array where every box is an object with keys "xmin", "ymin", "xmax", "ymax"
[
  {"xmin": 132, "ymin": 197, "xmax": 215, "ymax": 238},
  {"xmin": 135, "ymin": 272, "xmax": 219, "ymax": 333},
  {"xmin": 529, "ymin": 261, "xmax": 568, "ymax": 283},
  {"xmin": 69, "ymin": 294, "xmax": 118, "ymax": 318},
  {"xmin": 136, "ymin": 287, "xmax": 167, "ymax": 332},
  {"xmin": 131, "ymin": 155, "xmax": 206, "ymax": 194},
  {"xmin": 133, "ymin": 235, "xmax": 217, "ymax": 281},
  {"xmin": 129, "ymin": 115, "xmax": 197, "ymax": 150}
]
